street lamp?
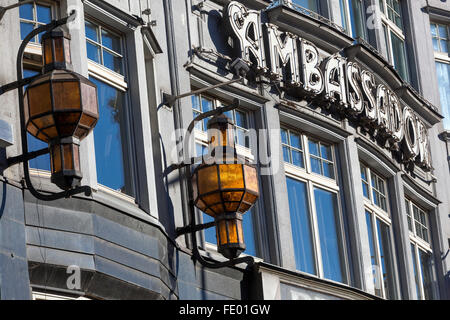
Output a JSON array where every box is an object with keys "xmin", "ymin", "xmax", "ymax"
[
  {"xmin": 191, "ymin": 114, "xmax": 259, "ymax": 259},
  {"xmin": 24, "ymin": 27, "xmax": 99, "ymax": 190},
  {"xmin": 0, "ymin": 11, "xmax": 98, "ymax": 200}
]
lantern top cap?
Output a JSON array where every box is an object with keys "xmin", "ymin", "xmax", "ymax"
[
  {"xmin": 207, "ymin": 113, "xmax": 234, "ymax": 129},
  {"xmin": 41, "ymin": 27, "xmax": 71, "ymax": 42}
]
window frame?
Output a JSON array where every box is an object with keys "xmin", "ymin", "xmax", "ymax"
[
  {"xmin": 378, "ymin": 0, "xmax": 410, "ymax": 81},
  {"xmin": 430, "ymin": 22, "xmax": 449, "ymax": 55},
  {"xmin": 84, "ymin": 19, "xmax": 135, "ymax": 201},
  {"xmin": 360, "ymin": 163, "xmax": 397, "ymax": 299},
  {"xmin": 85, "ymin": 17, "xmax": 126, "ymax": 82},
  {"xmin": 283, "ymin": 126, "xmax": 349, "ymax": 284},
  {"xmin": 405, "ymin": 198, "xmax": 434, "ymax": 300},
  {"xmin": 19, "ymin": 0, "xmax": 56, "ymax": 45}
]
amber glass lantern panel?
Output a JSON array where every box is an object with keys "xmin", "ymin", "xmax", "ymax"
[
  {"xmin": 50, "ymin": 137, "xmax": 82, "ymax": 190},
  {"xmin": 215, "ymin": 213, "xmax": 245, "ymax": 259},
  {"xmin": 42, "ymin": 28, "xmax": 72, "ymax": 73}
]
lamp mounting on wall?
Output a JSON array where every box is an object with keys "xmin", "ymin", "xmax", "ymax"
[{"xmin": 0, "ymin": 11, "xmax": 99, "ymax": 201}]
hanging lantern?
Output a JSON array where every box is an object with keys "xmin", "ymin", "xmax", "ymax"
[
  {"xmin": 23, "ymin": 27, "xmax": 99, "ymax": 190},
  {"xmin": 191, "ymin": 113, "xmax": 259, "ymax": 259}
]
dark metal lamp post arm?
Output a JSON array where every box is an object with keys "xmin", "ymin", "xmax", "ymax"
[{"xmin": 0, "ymin": 11, "xmax": 92, "ymax": 200}]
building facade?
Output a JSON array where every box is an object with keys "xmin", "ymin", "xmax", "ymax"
[{"xmin": 0, "ymin": 0, "xmax": 448, "ymax": 300}]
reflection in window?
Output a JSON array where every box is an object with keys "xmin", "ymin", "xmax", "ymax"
[
  {"xmin": 85, "ymin": 20, "xmax": 123, "ymax": 74},
  {"xmin": 286, "ymin": 177, "xmax": 315, "ymax": 275},
  {"xmin": 314, "ymin": 187, "xmax": 344, "ymax": 283},
  {"xmin": 390, "ymin": 32, "xmax": 409, "ymax": 81},
  {"xmin": 308, "ymin": 140, "xmax": 334, "ymax": 179},
  {"xmin": 19, "ymin": 2, "xmax": 52, "ymax": 43},
  {"xmin": 91, "ymin": 77, "xmax": 130, "ymax": 194},
  {"xmin": 340, "ymin": 0, "xmax": 366, "ymax": 39},
  {"xmin": 435, "ymin": 62, "xmax": 450, "ymax": 130},
  {"xmin": 291, "ymin": 0, "xmax": 319, "ymax": 13}
]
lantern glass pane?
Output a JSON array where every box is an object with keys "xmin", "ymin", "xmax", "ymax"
[
  {"xmin": 227, "ymin": 220, "xmax": 239, "ymax": 243},
  {"xmin": 42, "ymin": 126, "xmax": 58, "ymax": 139},
  {"xmin": 44, "ymin": 39, "xmax": 53, "ymax": 65},
  {"xmin": 63, "ymin": 144, "xmax": 74, "ymax": 170},
  {"xmin": 201, "ymin": 192, "xmax": 222, "ymax": 208},
  {"xmin": 218, "ymin": 220, "xmax": 228, "ymax": 245},
  {"xmin": 81, "ymin": 83, "xmax": 98, "ymax": 115},
  {"xmin": 219, "ymin": 164, "xmax": 244, "ymax": 189},
  {"xmin": 73, "ymin": 144, "xmax": 80, "ymax": 171},
  {"xmin": 54, "ymin": 37, "xmax": 65, "ymax": 63},
  {"xmin": 32, "ymin": 114, "xmax": 54, "ymax": 132},
  {"xmin": 210, "ymin": 203, "xmax": 225, "ymax": 215},
  {"xmin": 53, "ymin": 82, "xmax": 81, "ymax": 110},
  {"xmin": 243, "ymin": 165, "xmax": 258, "ymax": 194},
  {"xmin": 222, "ymin": 191, "xmax": 243, "ymax": 202},
  {"xmin": 197, "ymin": 166, "xmax": 219, "ymax": 195},
  {"xmin": 224, "ymin": 202, "xmax": 240, "ymax": 212},
  {"xmin": 52, "ymin": 144, "xmax": 61, "ymax": 172},
  {"xmin": 28, "ymin": 83, "xmax": 52, "ymax": 117}
]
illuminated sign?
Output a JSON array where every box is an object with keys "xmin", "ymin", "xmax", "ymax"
[{"xmin": 224, "ymin": 1, "xmax": 431, "ymax": 170}]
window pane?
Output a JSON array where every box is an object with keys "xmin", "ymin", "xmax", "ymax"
[
  {"xmin": 440, "ymin": 40, "xmax": 448, "ymax": 53},
  {"xmin": 235, "ymin": 110, "xmax": 248, "ymax": 129},
  {"xmin": 310, "ymin": 157, "xmax": 321, "ymax": 175},
  {"xmin": 292, "ymin": 0, "xmax": 318, "ymax": 13},
  {"xmin": 390, "ymin": 32, "xmax": 409, "ymax": 81},
  {"xmin": 438, "ymin": 25, "xmax": 448, "ymax": 39},
  {"xmin": 36, "ymin": 5, "xmax": 51, "ymax": 24},
  {"xmin": 86, "ymin": 42, "xmax": 100, "ymax": 64},
  {"xmin": 349, "ymin": 0, "xmax": 366, "ymax": 39},
  {"xmin": 308, "ymin": 140, "xmax": 319, "ymax": 156},
  {"xmin": 292, "ymin": 150, "xmax": 304, "ymax": 168},
  {"xmin": 366, "ymin": 211, "xmax": 382, "ymax": 296},
  {"xmin": 242, "ymin": 207, "xmax": 257, "ymax": 257},
  {"xmin": 201, "ymin": 97, "xmax": 213, "ymax": 130},
  {"xmin": 283, "ymin": 146, "xmax": 291, "ymax": 163},
  {"xmin": 323, "ymin": 162, "xmax": 334, "ymax": 179},
  {"xmin": 320, "ymin": 144, "xmax": 332, "ymax": 161},
  {"xmin": 290, "ymin": 132, "xmax": 301, "ymax": 149},
  {"xmin": 435, "ymin": 62, "xmax": 450, "ymax": 129},
  {"xmin": 91, "ymin": 77, "xmax": 128, "ymax": 194},
  {"xmin": 286, "ymin": 178, "xmax": 316, "ymax": 275},
  {"xmin": 411, "ymin": 244, "xmax": 421, "ymax": 299},
  {"xmin": 85, "ymin": 21, "xmax": 98, "ymax": 42},
  {"xmin": 376, "ymin": 219, "xmax": 396, "ymax": 299},
  {"xmin": 101, "ymin": 29, "xmax": 121, "ymax": 53},
  {"xmin": 103, "ymin": 50, "xmax": 123, "ymax": 74},
  {"xmin": 281, "ymin": 129, "xmax": 288, "ymax": 144},
  {"xmin": 314, "ymin": 187, "xmax": 344, "ymax": 283},
  {"xmin": 202, "ymin": 213, "xmax": 216, "ymax": 244},
  {"xmin": 20, "ymin": 22, "xmax": 34, "ymax": 41},
  {"xmin": 19, "ymin": 3, "xmax": 33, "ymax": 20},
  {"xmin": 419, "ymin": 249, "xmax": 434, "ymax": 300}
]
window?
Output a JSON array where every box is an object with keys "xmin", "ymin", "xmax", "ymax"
[
  {"xmin": 191, "ymin": 93, "xmax": 258, "ymax": 257},
  {"xmin": 283, "ymin": 128, "xmax": 347, "ymax": 284},
  {"xmin": 84, "ymin": 21, "xmax": 133, "ymax": 197},
  {"xmin": 191, "ymin": 94, "xmax": 252, "ymax": 150},
  {"xmin": 340, "ymin": 0, "xmax": 367, "ymax": 40},
  {"xmin": 290, "ymin": 0, "xmax": 319, "ymax": 13},
  {"xmin": 85, "ymin": 20, "xmax": 124, "ymax": 75},
  {"xmin": 405, "ymin": 198, "xmax": 435, "ymax": 299},
  {"xmin": 379, "ymin": 0, "xmax": 409, "ymax": 81},
  {"xmin": 361, "ymin": 163, "xmax": 397, "ymax": 299},
  {"xmin": 360, "ymin": 163, "xmax": 388, "ymax": 212},
  {"xmin": 431, "ymin": 23, "xmax": 449, "ymax": 53},
  {"xmin": 431, "ymin": 22, "xmax": 450, "ymax": 130},
  {"xmin": 19, "ymin": 1, "xmax": 52, "ymax": 43}
]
